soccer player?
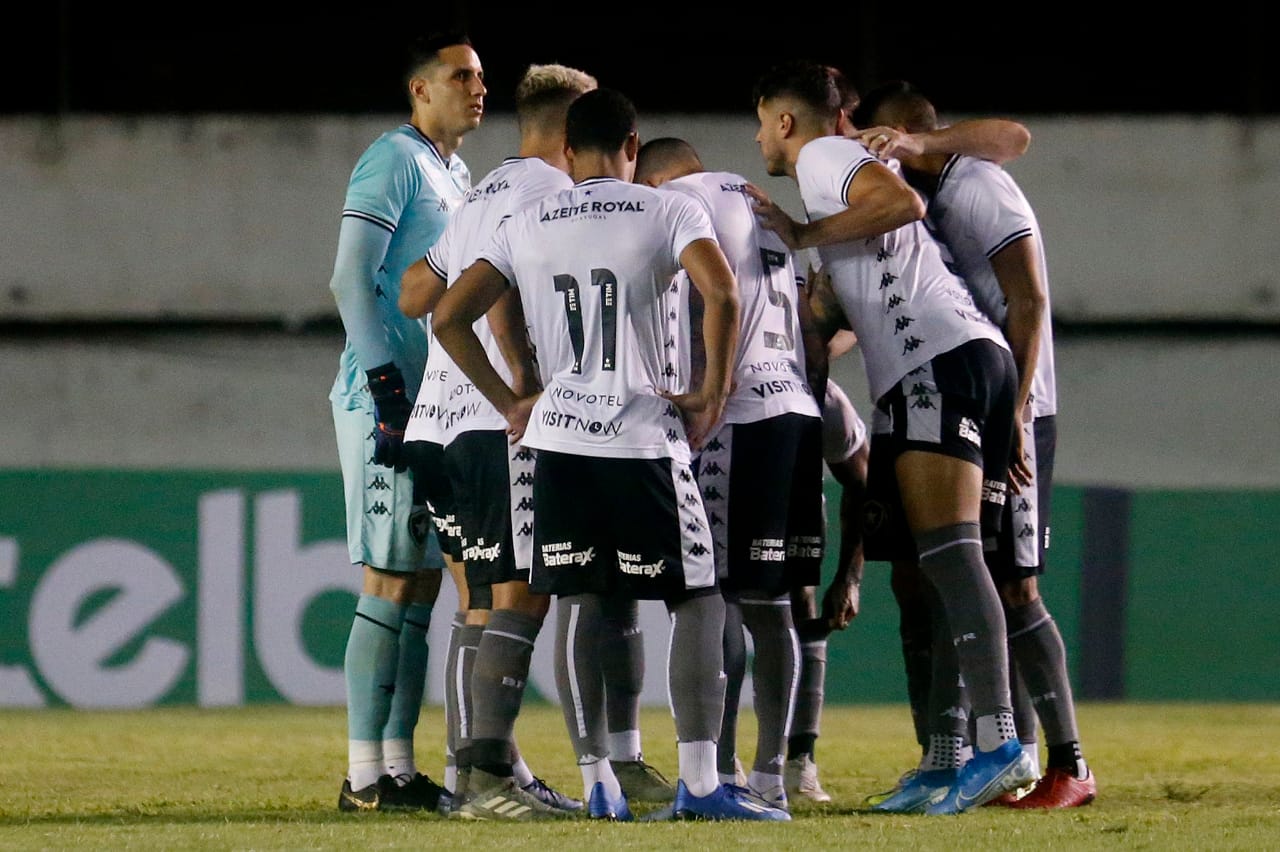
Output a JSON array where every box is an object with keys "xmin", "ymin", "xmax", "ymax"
[
  {"xmin": 855, "ymin": 80, "xmax": 1095, "ymax": 809},
  {"xmin": 783, "ymin": 374, "xmax": 871, "ymax": 803},
  {"xmin": 327, "ymin": 29, "xmax": 484, "ymax": 813},
  {"xmin": 634, "ymin": 136, "xmax": 825, "ymax": 812},
  {"xmin": 432, "ymin": 88, "xmax": 789, "ymax": 822},
  {"xmin": 748, "ymin": 59, "xmax": 1033, "ymax": 814},
  {"xmin": 400, "ymin": 62, "xmax": 659, "ymax": 819}
]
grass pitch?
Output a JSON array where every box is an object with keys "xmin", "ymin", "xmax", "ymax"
[{"xmin": 2, "ymin": 702, "xmax": 1278, "ymax": 850}]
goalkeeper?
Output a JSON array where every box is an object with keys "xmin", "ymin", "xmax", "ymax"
[{"xmin": 326, "ymin": 30, "xmax": 484, "ymax": 813}]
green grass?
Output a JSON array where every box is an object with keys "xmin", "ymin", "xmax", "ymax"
[{"xmin": 2, "ymin": 703, "xmax": 1278, "ymax": 850}]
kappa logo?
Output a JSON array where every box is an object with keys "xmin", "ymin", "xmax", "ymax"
[
  {"xmin": 1017, "ymin": 523, "xmax": 1035, "ymax": 539},
  {"xmin": 702, "ymin": 486, "xmax": 724, "ymax": 502},
  {"xmin": 700, "ymin": 462, "xmax": 725, "ymax": 476},
  {"xmin": 685, "ymin": 520, "xmax": 703, "ymax": 533},
  {"xmin": 514, "ymin": 447, "xmax": 534, "ymax": 462},
  {"xmin": 683, "ymin": 493, "xmax": 701, "ymax": 507},
  {"xmin": 367, "ymin": 502, "xmax": 391, "ymax": 517},
  {"xmin": 1016, "ymin": 498, "xmax": 1031, "ymax": 512},
  {"xmin": 666, "ymin": 429, "xmax": 680, "ymax": 442},
  {"xmin": 901, "ymin": 336, "xmax": 924, "ymax": 354},
  {"xmin": 513, "ymin": 471, "xmax": 534, "ymax": 486},
  {"xmin": 665, "ymin": 404, "xmax": 679, "ymax": 418},
  {"xmin": 516, "ymin": 522, "xmax": 533, "ymax": 537},
  {"xmin": 886, "ymin": 294, "xmax": 904, "ymax": 311},
  {"xmin": 705, "ymin": 438, "xmax": 725, "ymax": 451},
  {"xmin": 879, "ymin": 271, "xmax": 898, "ymax": 290},
  {"xmin": 515, "ymin": 497, "xmax": 534, "ymax": 511},
  {"xmin": 369, "ymin": 474, "xmax": 391, "ymax": 491},
  {"xmin": 709, "ymin": 512, "xmax": 724, "ymax": 527},
  {"xmin": 958, "ymin": 417, "xmax": 981, "ymax": 447},
  {"xmin": 910, "ymin": 394, "xmax": 936, "ymax": 410},
  {"xmin": 678, "ymin": 468, "xmax": 693, "ymax": 483},
  {"xmin": 687, "ymin": 543, "xmax": 708, "ymax": 557},
  {"xmin": 876, "ymin": 247, "xmax": 895, "ymax": 262},
  {"xmin": 893, "ymin": 315, "xmax": 916, "ymax": 334}
]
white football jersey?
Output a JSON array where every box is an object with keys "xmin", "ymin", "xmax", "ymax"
[
  {"xmin": 795, "ymin": 136, "xmax": 1007, "ymax": 404},
  {"xmin": 478, "ymin": 177, "xmax": 717, "ymax": 462},
  {"xmin": 927, "ymin": 155, "xmax": 1057, "ymax": 417},
  {"xmin": 662, "ymin": 171, "xmax": 820, "ymax": 424},
  {"xmin": 405, "ymin": 157, "xmax": 571, "ymax": 445}
]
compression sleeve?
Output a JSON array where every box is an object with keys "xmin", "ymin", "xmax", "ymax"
[{"xmin": 329, "ymin": 216, "xmax": 395, "ymax": 370}]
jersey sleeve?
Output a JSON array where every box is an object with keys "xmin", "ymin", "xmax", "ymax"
[
  {"xmin": 797, "ymin": 137, "xmax": 877, "ymax": 210},
  {"xmin": 475, "ymin": 218, "xmax": 518, "ymax": 286},
  {"xmin": 329, "ymin": 216, "xmax": 396, "ymax": 370},
  {"xmin": 956, "ymin": 164, "xmax": 1036, "ymax": 259},
  {"xmin": 667, "ymin": 192, "xmax": 718, "ymax": 259},
  {"xmin": 341, "ymin": 139, "xmax": 423, "ymax": 235},
  {"xmin": 425, "ymin": 216, "xmax": 455, "ymax": 280}
]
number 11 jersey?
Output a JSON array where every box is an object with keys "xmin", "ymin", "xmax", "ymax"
[{"xmin": 477, "ymin": 176, "xmax": 718, "ymax": 463}]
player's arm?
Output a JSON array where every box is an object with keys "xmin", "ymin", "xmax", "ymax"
[
  {"xmin": 795, "ymin": 270, "xmax": 829, "ymax": 404},
  {"xmin": 432, "ymin": 260, "xmax": 522, "ymax": 423},
  {"xmin": 990, "ymin": 234, "xmax": 1047, "ymax": 488},
  {"xmin": 747, "ymin": 165, "xmax": 924, "ymax": 252},
  {"xmin": 668, "ymin": 238, "xmax": 740, "ymax": 449},
  {"xmin": 329, "ymin": 217, "xmax": 396, "ymax": 369},
  {"xmin": 399, "ymin": 257, "xmax": 447, "ymax": 319},
  {"xmin": 487, "ymin": 288, "xmax": 541, "ymax": 397},
  {"xmin": 855, "ymin": 119, "xmax": 1031, "ymax": 165},
  {"xmin": 823, "ymin": 441, "xmax": 868, "ymax": 628}
]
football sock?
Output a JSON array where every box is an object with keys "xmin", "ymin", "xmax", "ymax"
[
  {"xmin": 678, "ymin": 740, "xmax": 719, "ymax": 798},
  {"xmin": 579, "ymin": 754, "xmax": 622, "ymax": 802},
  {"xmin": 555, "ymin": 593, "xmax": 608, "ymax": 761},
  {"xmin": 718, "ymin": 598, "xmax": 746, "ymax": 777},
  {"xmin": 1047, "ymin": 741, "xmax": 1088, "ymax": 779},
  {"xmin": 601, "ymin": 595, "xmax": 644, "ymax": 749},
  {"xmin": 382, "ymin": 600, "xmax": 431, "ymax": 778},
  {"xmin": 1005, "ymin": 597, "xmax": 1083, "ymax": 753},
  {"xmin": 454, "ymin": 624, "xmax": 485, "ymax": 774},
  {"xmin": 790, "ymin": 620, "xmax": 828, "ymax": 756},
  {"xmin": 916, "ymin": 523, "xmax": 1012, "ymax": 723},
  {"xmin": 345, "ymin": 593, "xmax": 406, "ymax": 790},
  {"xmin": 470, "ymin": 609, "xmax": 541, "ymax": 777},
  {"xmin": 668, "ymin": 591, "xmax": 727, "ymax": 745},
  {"xmin": 925, "ymin": 584, "xmax": 969, "ymax": 743},
  {"xmin": 975, "ymin": 711, "xmax": 1019, "ymax": 752},
  {"xmin": 892, "ymin": 562, "xmax": 933, "ymax": 751},
  {"xmin": 511, "ymin": 750, "xmax": 534, "ymax": 788},
  {"xmin": 1009, "ymin": 650, "xmax": 1040, "ymax": 756},
  {"xmin": 443, "ymin": 611, "xmax": 465, "ymax": 792},
  {"xmin": 921, "ymin": 733, "xmax": 965, "ymax": 771},
  {"xmin": 740, "ymin": 596, "xmax": 799, "ymax": 776}
]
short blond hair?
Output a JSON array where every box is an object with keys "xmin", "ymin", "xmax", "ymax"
[{"xmin": 515, "ymin": 64, "xmax": 598, "ymax": 131}]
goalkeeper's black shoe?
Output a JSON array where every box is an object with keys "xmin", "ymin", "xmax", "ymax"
[
  {"xmin": 338, "ymin": 775, "xmax": 393, "ymax": 812},
  {"xmin": 383, "ymin": 772, "xmax": 449, "ymax": 812}
]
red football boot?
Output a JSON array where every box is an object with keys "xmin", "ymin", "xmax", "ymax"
[{"xmin": 1007, "ymin": 767, "xmax": 1097, "ymax": 809}]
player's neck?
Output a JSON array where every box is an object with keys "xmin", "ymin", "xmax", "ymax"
[
  {"xmin": 411, "ymin": 115, "xmax": 464, "ymax": 161},
  {"xmin": 569, "ymin": 151, "xmax": 630, "ymax": 183},
  {"xmin": 518, "ymin": 131, "xmax": 570, "ymax": 173}
]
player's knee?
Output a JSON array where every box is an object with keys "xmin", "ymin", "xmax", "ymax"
[
  {"xmin": 1000, "ymin": 576, "xmax": 1039, "ymax": 608},
  {"xmin": 362, "ymin": 564, "xmax": 416, "ymax": 604}
]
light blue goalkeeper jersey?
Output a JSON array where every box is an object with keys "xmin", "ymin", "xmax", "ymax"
[{"xmin": 329, "ymin": 123, "xmax": 470, "ymax": 407}]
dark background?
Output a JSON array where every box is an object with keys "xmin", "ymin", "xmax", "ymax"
[{"xmin": 5, "ymin": 4, "xmax": 1273, "ymax": 116}]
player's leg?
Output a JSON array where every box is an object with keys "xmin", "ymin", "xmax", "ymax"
[
  {"xmin": 600, "ymin": 592, "xmax": 676, "ymax": 801},
  {"xmin": 717, "ymin": 594, "xmax": 748, "ymax": 786},
  {"xmin": 334, "ymin": 403, "xmax": 443, "ymax": 812},
  {"xmin": 890, "ymin": 341, "xmax": 1034, "ymax": 813},
  {"xmin": 1002, "ymin": 416, "xmax": 1095, "ymax": 808},
  {"xmin": 448, "ymin": 433, "xmax": 578, "ymax": 817},
  {"xmin": 786, "ymin": 585, "xmax": 833, "ymax": 803},
  {"xmin": 612, "ymin": 455, "xmax": 786, "ymax": 822},
  {"xmin": 405, "ymin": 438, "xmax": 476, "ymax": 805},
  {"xmin": 532, "ymin": 451, "xmax": 627, "ymax": 820}
]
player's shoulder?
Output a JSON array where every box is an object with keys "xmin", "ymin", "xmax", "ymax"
[{"xmin": 798, "ymin": 134, "xmax": 869, "ymax": 166}]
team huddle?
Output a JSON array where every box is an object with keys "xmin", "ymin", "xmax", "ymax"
[{"xmin": 325, "ymin": 28, "xmax": 1095, "ymax": 822}]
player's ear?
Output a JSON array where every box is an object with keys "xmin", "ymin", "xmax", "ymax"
[{"xmin": 624, "ymin": 131, "xmax": 639, "ymax": 161}]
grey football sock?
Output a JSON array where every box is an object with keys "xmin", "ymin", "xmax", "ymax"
[
  {"xmin": 600, "ymin": 595, "xmax": 644, "ymax": 738},
  {"xmin": 923, "ymin": 581, "xmax": 970, "ymax": 747},
  {"xmin": 1006, "ymin": 596, "xmax": 1080, "ymax": 747},
  {"xmin": 668, "ymin": 592, "xmax": 727, "ymax": 744},
  {"xmin": 718, "ymin": 598, "xmax": 746, "ymax": 775},
  {"xmin": 555, "ymin": 593, "xmax": 609, "ymax": 761},
  {"xmin": 454, "ymin": 623, "xmax": 485, "ymax": 772},
  {"xmin": 915, "ymin": 523, "xmax": 1012, "ymax": 721},
  {"xmin": 443, "ymin": 612, "xmax": 465, "ymax": 781},
  {"xmin": 892, "ymin": 562, "xmax": 933, "ymax": 752},
  {"xmin": 1009, "ymin": 648, "xmax": 1039, "ymax": 746},
  {"xmin": 470, "ymin": 608, "xmax": 541, "ymax": 770},
  {"xmin": 789, "ymin": 627, "xmax": 827, "ymax": 744},
  {"xmin": 740, "ymin": 596, "xmax": 799, "ymax": 776}
]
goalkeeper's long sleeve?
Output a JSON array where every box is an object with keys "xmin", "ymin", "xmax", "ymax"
[{"xmin": 329, "ymin": 216, "xmax": 396, "ymax": 372}]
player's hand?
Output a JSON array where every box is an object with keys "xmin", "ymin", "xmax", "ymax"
[
  {"xmin": 852, "ymin": 126, "xmax": 922, "ymax": 161},
  {"xmin": 503, "ymin": 393, "xmax": 540, "ymax": 445},
  {"xmin": 1008, "ymin": 411, "xmax": 1033, "ymax": 494},
  {"xmin": 365, "ymin": 362, "xmax": 414, "ymax": 473},
  {"xmin": 661, "ymin": 389, "xmax": 725, "ymax": 451},
  {"xmin": 744, "ymin": 184, "xmax": 799, "ymax": 249},
  {"xmin": 822, "ymin": 575, "xmax": 860, "ymax": 630}
]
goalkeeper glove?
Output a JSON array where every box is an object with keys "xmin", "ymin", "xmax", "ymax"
[{"xmin": 365, "ymin": 362, "xmax": 413, "ymax": 472}]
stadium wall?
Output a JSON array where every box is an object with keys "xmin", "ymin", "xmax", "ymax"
[{"xmin": 2, "ymin": 115, "xmax": 1278, "ymax": 708}]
